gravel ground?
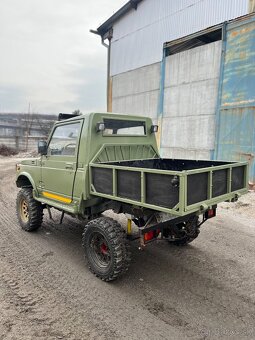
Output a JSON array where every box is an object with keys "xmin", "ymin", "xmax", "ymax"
[{"xmin": 0, "ymin": 157, "xmax": 255, "ymax": 340}]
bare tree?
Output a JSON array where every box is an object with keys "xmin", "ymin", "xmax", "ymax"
[
  {"xmin": 34, "ymin": 114, "xmax": 55, "ymax": 137},
  {"xmin": 22, "ymin": 112, "xmax": 55, "ymax": 151}
]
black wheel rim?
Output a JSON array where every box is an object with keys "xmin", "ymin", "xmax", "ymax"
[{"xmin": 89, "ymin": 232, "xmax": 111, "ymax": 268}]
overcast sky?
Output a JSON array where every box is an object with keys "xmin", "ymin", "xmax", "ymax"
[{"xmin": 0, "ymin": 0, "xmax": 126, "ymax": 114}]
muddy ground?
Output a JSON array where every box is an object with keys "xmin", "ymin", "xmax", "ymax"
[{"xmin": 0, "ymin": 156, "xmax": 255, "ymax": 340}]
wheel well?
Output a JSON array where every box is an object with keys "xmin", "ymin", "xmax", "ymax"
[{"xmin": 16, "ymin": 175, "xmax": 33, "ymax": 188}]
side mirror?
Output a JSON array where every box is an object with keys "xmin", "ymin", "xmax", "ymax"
[
  {"xmin": 38, "ymin": 140, "xmax": 47, "ymax": 155},
  {"xmin": 150, "ymin": 125, "xmax": 158, "ymax": 133}
]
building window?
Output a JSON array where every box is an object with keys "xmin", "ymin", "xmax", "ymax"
[{"xmin": 165, "ymin": 28, "xmax": 222, "ymax": 56}]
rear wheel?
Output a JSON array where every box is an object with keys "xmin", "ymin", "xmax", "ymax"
[
  {"xmin": 169, "ymin": 216, "xmax": 200, "ymax": 246},
  {"xmin": 82, "ymin": 217, "xmax": 131, "ymax": 281},
  {"xmin": 16, "ymin": 188, "xmax": 43, "ymax": 231}
]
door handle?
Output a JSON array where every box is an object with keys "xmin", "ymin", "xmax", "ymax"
[{"xmin": 65, "ymin": 162, "xmax": 74, "ymax": 170}]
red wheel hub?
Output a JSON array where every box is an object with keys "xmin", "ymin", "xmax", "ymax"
[{"xmin": 100, "ymin": 243, "xmax": 108, "ymax": 255}]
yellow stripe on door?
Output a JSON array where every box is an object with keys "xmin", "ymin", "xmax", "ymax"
[{"xmin": 42, "ymin": 191, "xmax": 72, "ymax": 204}]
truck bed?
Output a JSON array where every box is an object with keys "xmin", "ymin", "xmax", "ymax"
[{"xmin": 90, "ymin": 158, "xmax": 248, "ymax": 216}]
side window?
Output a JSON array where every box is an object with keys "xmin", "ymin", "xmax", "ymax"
[{"xmin": 48, "ymin": 122, "xmax": 80, "ymax": 156}]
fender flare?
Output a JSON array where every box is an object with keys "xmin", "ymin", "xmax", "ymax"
[{"xmin": 16, "ymin": 172, "xmax": 39, "ymax": 196}]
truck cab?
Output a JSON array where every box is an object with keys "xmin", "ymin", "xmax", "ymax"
[{"xmin": 17, "ymin": 112, "xmax": 158, "ymax": 214}]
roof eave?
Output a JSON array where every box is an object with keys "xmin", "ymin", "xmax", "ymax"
[{"xmin": 97, "ymin": 0, "xmax": 143, "ymax": 37}]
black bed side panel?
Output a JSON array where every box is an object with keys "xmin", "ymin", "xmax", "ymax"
[
  {"xmin": 146, "ymin": 173, "xmax": 179, "ymax": 209},
  {"xmin": 232, "ymin": 166, "xmax": 245, "ymax": 191},
  {"xmin": 117, "ymin": 170, "xmax": 141, "ymax": 201},
  {"xmin": 92, "ymin": 168, "xmax": 113, "ymax": 195},
  {"xmin": 187, "ymin": 173, "xmax": 208, "ymax": 206},
  {"xmin": 212, "ymin": 169, "xmax": 228, "ymax": 198}
]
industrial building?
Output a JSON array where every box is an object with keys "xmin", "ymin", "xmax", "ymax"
[{"xmin": 93, "ymin": 0, "xmax": 255, "ymax": 184}]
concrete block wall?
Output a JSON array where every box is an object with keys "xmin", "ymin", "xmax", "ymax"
[
  {"xmin": 112, "ymin": 63, "xmax": 160, "ymax": 123},
  {"xmin": 161, "ymin": 41, "xmax": 222, "ymax": 159},
  {"xmin": 111, "ymin": 41, "xmax": 221, "ymax": 160}
]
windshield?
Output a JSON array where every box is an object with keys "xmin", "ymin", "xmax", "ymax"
[{"xmin": 103, "ymin": 119, "xmax": 146, "ymax": 136}]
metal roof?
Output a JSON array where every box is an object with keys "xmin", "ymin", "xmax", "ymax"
[{"xmin": 97, "ymin": 0, "xmax": 143, "ymax": 37}]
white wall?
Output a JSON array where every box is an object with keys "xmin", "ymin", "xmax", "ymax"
[
  {"xmin": 112, "ymin": 63, "xmax": 160, "ymax": 121},
  {"xmin": 161, "ymin": 41, "xmax": 222, "ymax": 159},
  {"xmin": 112, "ymin": 41, "xmax": 222, "ymax": 160}
]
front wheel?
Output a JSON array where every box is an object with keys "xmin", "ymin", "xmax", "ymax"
[
  {"xmin": 82, "ymin": 217, "xmax": 131, "ymax": 281},
  {"xmin": 16, "ymin": 188, "xmax": 43, "ymax": 231}
]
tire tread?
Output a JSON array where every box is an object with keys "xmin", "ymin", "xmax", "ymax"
[
  {"xmin": 16, "ymin": 188, "xmax": 43, "ymax": 232},
  {"xmin": 82, "ymin": 217, "xmax": 131, "ymax": 281}
]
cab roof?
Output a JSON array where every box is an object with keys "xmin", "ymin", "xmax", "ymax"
[{"xmin": 55, "ymin": 112, "xmax": 151, "ymax": 124}]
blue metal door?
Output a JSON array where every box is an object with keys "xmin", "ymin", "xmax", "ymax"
[{"xmin": 215, "ymin": 17, "xmax": 255, "ymax": 184}]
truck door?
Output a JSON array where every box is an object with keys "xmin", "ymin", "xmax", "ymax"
[{"xmin": 40, "ymin": 121, "xmax": 81, "ymax": 203}]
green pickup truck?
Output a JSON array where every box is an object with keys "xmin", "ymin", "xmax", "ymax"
[{"xmin": 16, "ymin": 112, "xmax": 248, "ymax": 281}]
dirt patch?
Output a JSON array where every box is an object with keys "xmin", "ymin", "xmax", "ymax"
[
  {"xmin": 16, "ymin": 150, "xmax": 38, "ymax": 158},
  {"xmin": 219, "ymin": 190, "xmax": 255, "ymax": 219},
  {"xmin": 0, "ymin": 144, "xmax": 18, "ymax": 157},
  {"xmin": 0, "ymin": 157, "xmax": 255, "ymax": 340}
]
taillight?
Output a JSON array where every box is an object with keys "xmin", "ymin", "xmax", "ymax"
[
  {"xmin": 205, "ymin": 208, "xmax": 216, "ymax": 219},
  {"xmin": 144, "ymin": 229, "xmax": 160, "ymax": 243}
]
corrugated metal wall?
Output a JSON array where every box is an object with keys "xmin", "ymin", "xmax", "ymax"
[
  {"xmin": 110, "ymin": 0, "xmax": 248, "ymax": 76},
  {"xmin": 215, "ymin": 17, "xmax": 255, "ymax": 183},
  {"xmin": 161, "ymin": 41, "xmax": 222, "ymax": 159}
]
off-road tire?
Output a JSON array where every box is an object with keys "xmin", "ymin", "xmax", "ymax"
[
  {"xmin": 170, "ymin": 216, "xmax": 200, "ymax": 246},
  {"xmin": 82, "ymin": 217, "xmax": 131, "ymax": 281},
  {"xmin": 16, "ymin": 188, "xmax": 43, "ymax": 231}
]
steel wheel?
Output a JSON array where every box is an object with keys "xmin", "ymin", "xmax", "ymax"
[
  {"xmin": 89, "ymin": 231, "xmax": 111, "ymax": 269},
  {"xmin": 20, "ymin": 198, "xmax": 29, "ymax": 223}
]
